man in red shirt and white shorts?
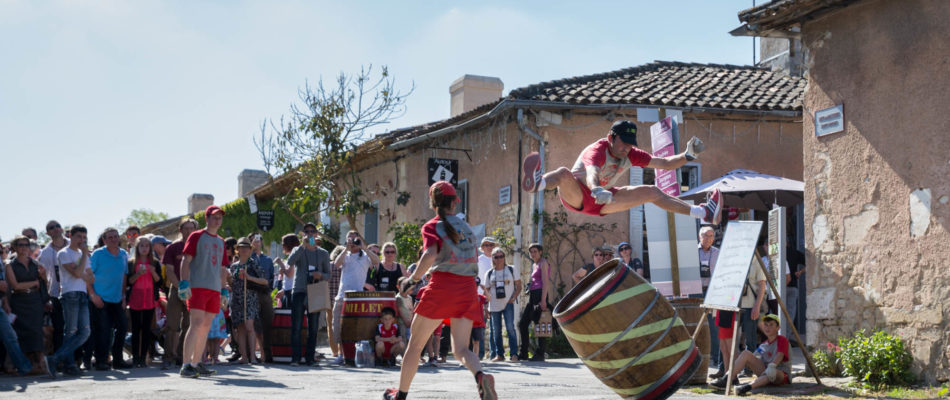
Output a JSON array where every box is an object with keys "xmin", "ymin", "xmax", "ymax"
[{"xmin": 522, "ymin": 120, "xmax": 722, "ymax": 224}]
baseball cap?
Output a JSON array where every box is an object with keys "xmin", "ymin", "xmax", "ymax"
[
  {"xmin": 429, "ymin": 181, "xmax": 457, "ymax": 198},
  {"xmin": 150, "ymin": 235, "xmax": 172, "ymax": 246},
  {"xmin": 761, "ymin": 313, "xmax": 780, "ymax": 326},
  {"xmin": 610, "ymin": 120, "xmax": 638, "ymax": 145},
  {"xmin": 205, "ymin": 205, "xmax": 225, "ymax": 216},
  {"xmin": 481, "ymin": 236, "xmax": 497, "ymax": 246}
]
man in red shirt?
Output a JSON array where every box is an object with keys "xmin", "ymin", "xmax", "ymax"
[{"xmin": 522, "ymin": 120, "xmax": 722, "ymax": 224}]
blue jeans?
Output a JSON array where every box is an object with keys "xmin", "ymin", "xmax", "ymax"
[
  {"xmin": 51, "ymin": 291, "xmax": 91, "ymax": 366},
  {"xmin": 490, "ymin": 303, "xmax": 518, "ymax": 359},
  {"xmin": 0, "ymin": 305, "xmax": 32, "ymax": 374},
  {"xmin": 741, "ymin": 308, "xmax": 759, "ymax": 352},
  {"xmin": 291, "ymin": 291, "xmax": 320, "ymax": 363}
]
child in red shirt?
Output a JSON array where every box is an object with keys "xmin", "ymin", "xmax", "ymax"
[{"xmin": 375, "ymin": 307, "xmax": 405, "ymax": 366}]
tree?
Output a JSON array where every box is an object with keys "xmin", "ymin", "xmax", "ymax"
[
  {"xmin": 119, "ymin": 208, "xmax": 170, "ymax": 231},
  {"xmin": 255, "ymin": 65, "xmax": 412, "ymax": 244}
]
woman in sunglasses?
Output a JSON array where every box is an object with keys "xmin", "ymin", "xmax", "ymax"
[
  {"xmin": 571, "ymin": 246, "xmax": 609, "ymax": 284},
  {"xmin": 367, "ymin": 242, "xmax": 407, "ymax": 292},
  {"xmin": 617, "ymin": 241, "xmax": 646, "ymax": 282},
  {"xmin": 4, "ymin": 235, "xmax": 49, "ymax": 373}
]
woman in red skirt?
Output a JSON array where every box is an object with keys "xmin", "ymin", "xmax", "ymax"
[{"xmin": 383, "ymin": 181, "xmax": 496, "ymax": 400}]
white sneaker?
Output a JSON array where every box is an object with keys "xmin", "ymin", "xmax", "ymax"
[{"xmin": 332, "ymin": 355, "xmax": 344, "ymax": 365}]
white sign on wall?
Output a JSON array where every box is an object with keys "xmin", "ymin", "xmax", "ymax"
[
  {"xmin": 498, "ymin": 185, "xmax": 511, "ymax": 205},
  {"xmin": 815, "ymin": 104, "xmax": 844, "ymax": 137}
]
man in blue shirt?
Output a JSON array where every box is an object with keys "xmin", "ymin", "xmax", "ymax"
[{"xmin": 88, "ymin": 227, "xmax": 130, "ymax": 370}]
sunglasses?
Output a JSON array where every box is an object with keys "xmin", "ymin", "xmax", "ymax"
[
  {"xmin": 303, "ymin": 230, "xmax": 317, "ymax": 234},
  {"xmin": 15, "ymin": 242, "xmax": 31, "ymax": 248},
  {"xmin": 384, "ymin": 250, "xmax": 396, "ymax": 254},
  {"xmin": 493, "ymin": 255, "xmax": 505, "ymax": 259},
  {"xmin": 619, "ymin": 247, "xmax": 631, "ymax": 251},
  {"xmin": 47, "ymin": 224, "xmax": 61, "ymax": 231},
  {"xmin": 481, "ymin": 243, "xmax": 495, "ymax": 247},
  {"xmin": 593, "ymin": 253, "xmax": 604, "ymax": 257}
]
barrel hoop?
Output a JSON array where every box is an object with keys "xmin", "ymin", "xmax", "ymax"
[
  {"xmin": 574, "ymin": 291, "xmax": 661, "ymax": 361},
  {"xmin": 588, "ymin": 338, "xmax": 690, "ymax": 372},
  {"xmin": 591, "ymin": 283, "xmax": 654, "ymax": 311},
  {"xmin": 577, "ymin": 317, "xmax": 682, "ymax": 362},
  {"xmin": 625, "ymin": 344, "xmax": 698, "ymax": 400},
  {"xmin": 601, "ymin": 308, "xmax": 680, "ymax": 380},
  {"xmin": 558, "ymin": 266, "xmax": 629, "ymax": 325}
]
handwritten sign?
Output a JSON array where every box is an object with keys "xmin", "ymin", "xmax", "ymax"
[
  {"xmin": 650, "ymin": 116, "xmax": 680, "ymax": 196},
  {"xmin": 703, "ymin": 220, "xmax": 763, "ymax": 311}
]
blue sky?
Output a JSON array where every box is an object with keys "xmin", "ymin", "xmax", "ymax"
[{"xmin": 0, "ymin": 0, "xmax": 759, "ymax": 241}]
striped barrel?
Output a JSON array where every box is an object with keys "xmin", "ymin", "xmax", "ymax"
[
  {"xmin": 670, "ymin": 298, "xmax": 710, "ymax": 385},
  {"xmin": 553, "ymin": 259, "xmax": 700, "ymax": 400}
]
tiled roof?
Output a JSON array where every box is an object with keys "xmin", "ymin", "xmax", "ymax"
[
  {"xmin": 508, "ymin": 61, "xmax": 804, "ymax": 111},
  {"xmin": 378, "ymin": 61, "xmax": 804, "ymax": 147},
  {"xmin": 736, "ymin": 0, "xmax": 861, "ymax": 34}
]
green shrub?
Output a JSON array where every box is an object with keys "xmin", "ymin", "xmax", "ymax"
[
  {"xmin": 837, "ymin": 330, "xmax": 914, "ymax": 387},
  {"xmin": 388, "ymin": 221, "xmax": 423, "ymax": 266},
  {"xmin": 811, "ymin": 342, "xmax": 842, "ymax": 377}
]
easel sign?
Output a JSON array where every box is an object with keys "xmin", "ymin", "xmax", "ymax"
[{"xmin": 703, "ymin": 220, "xmax": 763, "ymax": 311}]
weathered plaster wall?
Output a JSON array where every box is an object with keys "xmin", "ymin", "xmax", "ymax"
[{"xmin": 801, "ymin": 0, "xmax": 950, "ymax": 383}]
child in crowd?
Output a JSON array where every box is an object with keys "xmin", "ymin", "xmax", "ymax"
[
  {"xmin": 469, "ymin": 280, "xmax": 487, "ymax": 359},
  {"xmin": 710, "ymin": 314, "xmax": 791, "ymax": 396},
  {"xmin": 395, "ymin": 277, "xmax": 416, "ymax": 342},
  {"xmin": 375, "ymin": 307, "xmax": 405, "ymax": 367}
]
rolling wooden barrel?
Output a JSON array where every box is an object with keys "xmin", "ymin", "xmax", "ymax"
[
  {"xmin": 553, "ymin": 259, "xmax": 700, "ymax": 400},
  {"xmin": 270, "ymin": 308, "xmax": 307, "ymax": 363},
  {"xmin": 341, "ymin": 291, "xmax": 396, "ymax": 364},
  {"xmin": 670, "ymin": 298, "xmax": 710, "ymax": 385}
]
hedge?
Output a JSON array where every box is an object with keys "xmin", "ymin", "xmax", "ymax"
[{"xmin": 193, "ymin": 197, "xmax": 300, "ymax": 245}]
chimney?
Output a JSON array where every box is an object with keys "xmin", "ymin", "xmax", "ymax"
[
  {"xmin": 449, "ymin": 75, "xmax": 503, "ymax": 117},
  {"xmin": 188, "ymin": 193, "xmax": 214, "ymax": 215},
  {"xmin": 238, "ymin": 169, "xmax": 270, "ymax": 197},
  {"xmin": 759, "ymin": 37, "xmax": 805, "ymax": 77}
]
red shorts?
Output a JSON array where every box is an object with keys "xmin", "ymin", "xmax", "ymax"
[
  {"xmin": 559, "ymin": 177, "xmax": 620, "ymax": 216},
  {"xmin": 414, "ymin": 272, "xmax": 481, "ymax": 322},
  {"xmin": 187, "ymin": 288, "xmax": 221, "ymax": 314},
  {"xmin": 716, "ymin": 311, "xmax": 736, "ymax": 340}
]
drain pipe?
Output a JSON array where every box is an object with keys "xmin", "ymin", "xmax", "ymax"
[{"xmin": 517, "ymin": 108, "xmax": 546, "ymax": 244}]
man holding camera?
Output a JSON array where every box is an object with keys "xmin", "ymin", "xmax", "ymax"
[
  {"xmin": 286, "ymin": 223, "xmax": 331, "ymax": 366},
  {"xmin": 331, "ymin": 230, "xmax": 379, "ymax": 365}
]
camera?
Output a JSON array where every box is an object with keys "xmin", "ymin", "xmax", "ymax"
[{"xmin": 353, "ymin": 238, "xmax": 361, "ymax": 246}]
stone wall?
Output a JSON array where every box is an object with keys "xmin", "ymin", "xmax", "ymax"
[{"xmin": 801, "ymin": 0, "xmax": 950, "ymax": 383}]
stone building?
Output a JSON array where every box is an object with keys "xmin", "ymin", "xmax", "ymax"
[
  {"xmin": 735, "ymin": 0, "xmax": 950, "ymax": 383},
  {"xmin": 346, "ymin": 61, "xmax": 805, "ymax": 296}
]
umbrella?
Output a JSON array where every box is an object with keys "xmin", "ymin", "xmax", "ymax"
[{"xmin": 679, "ymin": 169, "xmax": 804, "ymax": 210}]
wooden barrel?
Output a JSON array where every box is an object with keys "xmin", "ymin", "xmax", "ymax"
[
  {"xmin": 553, "ymin": 259, "xmax": 700, "ymax": 400},
  {"xmin": 670, "ymin": 298, "xmax": 710, "ymax": 385},
  {"xmin": 341, "ymin": 291, "xmax": 396, "ymax": 363},
  {"xmin": 269, "ymin": 309, "xmax": 307, "ymax": 363}
]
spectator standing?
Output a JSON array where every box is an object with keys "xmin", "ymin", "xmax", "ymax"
[
  {"xmin": 127, "ymin": 236, "xmax": 161, "ymax": 368},
  {"xmin": 518, "ymin": 243, "xmax": 552, "ymax": 362},
  {"xmin": 38, "ymin": 220, "xmax": 68, "ymax": 354},
  {"xmin": 740, "ymin": 253, "xmax": 768, "ymax": 355},
  {"xmin": 5, "ymin": 235, "xmax": 49, "ymax": 373},
  {"xmin": 88, "ymin": 228, "xmax": 131, "ymax": 370},
  {"xmin": 331, "ymin": 230, "xmax": 378, "ymax": 364},
  {"xmin": 274, "ymin": 235, "xmax": 299, "ymax": 310},
  {"xmin": 178, "ymin": 206, "xmax": 230, "ymax": 378},
  {"xmin": 161, "ymin": 218, "xmax": 197, "ymax": 370},
  {"xmin": 249, "ymin": 233, "xmax": 275, "ymax": 363},
  {"xmin": 475, "ymin": 237, "xmax": 495, "ymax": 360},
  {"xmin": 367, "ymin": 242, "xmax": 407, "ymax": 292},
  {"xmin": 697, "ymin": 226, "xmax": 723, "ymax": 378},
  {"xmin": 0, "ymin": 248, "xmax": 33, "ymax": 376},
  {"xmin": 617, "ymin": 242, "xmax": 644, "ymax": 279},
  {"xmin": 46, "ymin": 225, "xmax": 94, "ymax": 378},
  {"xmin": 21, "ymin": 227, "xmax": 38, "ymax": 240},
  {"xmin": 325, "ymin": 245, "xmax": 346, "ymax": 359},
  {"xmin": 571, "ymin": 247, "xmax": 608, "ymax": 284},
  {"xmin": 484, "ymin": 248, "xmax": 521, "ymax": 362},
  {"xmin": 230, "ymin": 237, "xmax": 265, "ymax": 364},
  {"xmin": 286, "ymin": 224, "xmax": 331, "ymax": 366},
  {"xmin": 123, "ymin": 226, "xmax": 141, "ymax": 252}
]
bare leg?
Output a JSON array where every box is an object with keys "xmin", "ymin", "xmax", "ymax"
[
  {"xmin": 183, "ymin": 310, "xmax": 213, "ymax": 365},
  {"xmin": 541, "ymin": 167, "xmax": 587, "ymax": 209},
  {"xmin": 449, "ymin": 318, "xmax": 482, "ymax": 375},
  {"xmin": 398, "ymin": 315, "xmax": 442, "ymax": 392},
  {"xmin": 600, "ymin": 185, "xmax": 694, "ymax": 215},
  {"xmin": 326, "ymin": 308, "xmax": 339, "ymax": 356},
  {"xmin": 729, "ymin": 350, "xmax": 766, "ymax": 379},
  {"xmin": 245, "ymin": 320, "xmax": 258, "ymax": 362},
  {"xmin": 235, "ymin": 324, "xmax": 248, "ymax": 363}
]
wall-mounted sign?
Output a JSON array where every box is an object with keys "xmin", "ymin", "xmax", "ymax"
[
  {"xmin": 428, "ymin": 158, "xmax": 458, "ymax": 186},
  {"xmin": 247, "ymin": 194, "xmax": 258, "ymax": 214},
  {"xmin": 815, "ymin": 104, "xmax": 844, "ymax": 137},
  {"xmin": 498, "ymin": 185, "xmax": 511, "ymax": 205},
  {"xmin": 257, "ymin": 210, "xmax": 274, "ymax": 232}
]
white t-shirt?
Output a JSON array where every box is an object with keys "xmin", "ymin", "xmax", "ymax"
[
  {"xmin": 57, "ymin": 247, "xmax": 91, "ymax": 295},
  {"xmin": 476, "ymin": 254, "xmax": 493, "ymax": 295},
  {"xmin": 39, "ymin": 241, "xmax": 68, "ymax": 297},
  {"xmin": 336, "ymin": 251, "xmax": 373, "ymax": 300},
  {"xmin": 482, "ymin": 264, "xmax": 521, "ymax": 312},
  {"xmin": 740, "ymin": 257, "xmax": 768, "ymax": 309},
  {"xmin": 281, "ymin": 258, "xmax": 295, "ymax": 292}
]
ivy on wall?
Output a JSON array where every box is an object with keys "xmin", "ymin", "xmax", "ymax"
[{"xmin": 194, "ymin": 197, "xmax": 300, "ymax": 245}]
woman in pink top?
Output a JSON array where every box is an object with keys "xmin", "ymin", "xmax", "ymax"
[
  {"xmin": 127, "ymin": 236, "xmax": 161, "ymax": 368},
  {"xmin": 518, "ymin": 243, "xmax": 551, "ymax": 362}
]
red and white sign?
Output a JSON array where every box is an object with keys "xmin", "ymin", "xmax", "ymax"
[{"xmin": 650, "ymin": 116, "xmax": 680, "ymax": 196}]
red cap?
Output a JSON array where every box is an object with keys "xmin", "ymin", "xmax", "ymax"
[
  {"xmin": 429, "ymin": 181, "xmax": 457, "ymax": 198},
  {"xmin": 205, "ymin": 205, "xmax": 225, "ymax": 216}
]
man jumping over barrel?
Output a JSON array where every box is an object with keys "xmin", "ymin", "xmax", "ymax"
[{"xmin": 522, "ymin": 120, "xmax": 722, "ymax": 224}]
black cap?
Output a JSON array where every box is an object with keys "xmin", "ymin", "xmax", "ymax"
[{"xmin": 610, "ymin": 120, "xmax": 638, "ymax": 146}]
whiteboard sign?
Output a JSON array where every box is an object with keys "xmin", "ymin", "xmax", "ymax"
[
  {"xmin": 703, "ymin": 220, "xmax": 763, "ymax": 311},
  {"xmin": 644, "ymin": 203, "xmax": 702, "ymax": 297}
]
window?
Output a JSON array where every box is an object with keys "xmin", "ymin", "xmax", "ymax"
[
  {"xmin": 363, "ymin": 201, "xmax": 379, "ymax": 244},
  {"xmin": 679, "ymin": 163, "xmax": 701, "ymax": 193}
]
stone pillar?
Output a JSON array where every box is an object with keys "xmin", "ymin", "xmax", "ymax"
[{"xmin": 188, "ymin": 193, "xmax": 214, "ymax": 215}]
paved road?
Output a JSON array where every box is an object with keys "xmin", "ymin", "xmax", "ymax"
[{"xmin": 1, "ymin": 356, "xmax": 722, "ymax": 400}]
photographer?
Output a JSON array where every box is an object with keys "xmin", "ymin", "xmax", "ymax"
[
  {"xmin": 286, "ymin": 223, "xmax": 331, "ymax": 366},
  {"xmin": 330, "ymin": 230, "xmax": 378, "ymax": 365}
]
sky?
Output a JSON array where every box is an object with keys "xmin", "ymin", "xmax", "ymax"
[{"xmin": 0, "ymin": 0, "xmax": 760, "ymax": 242}]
